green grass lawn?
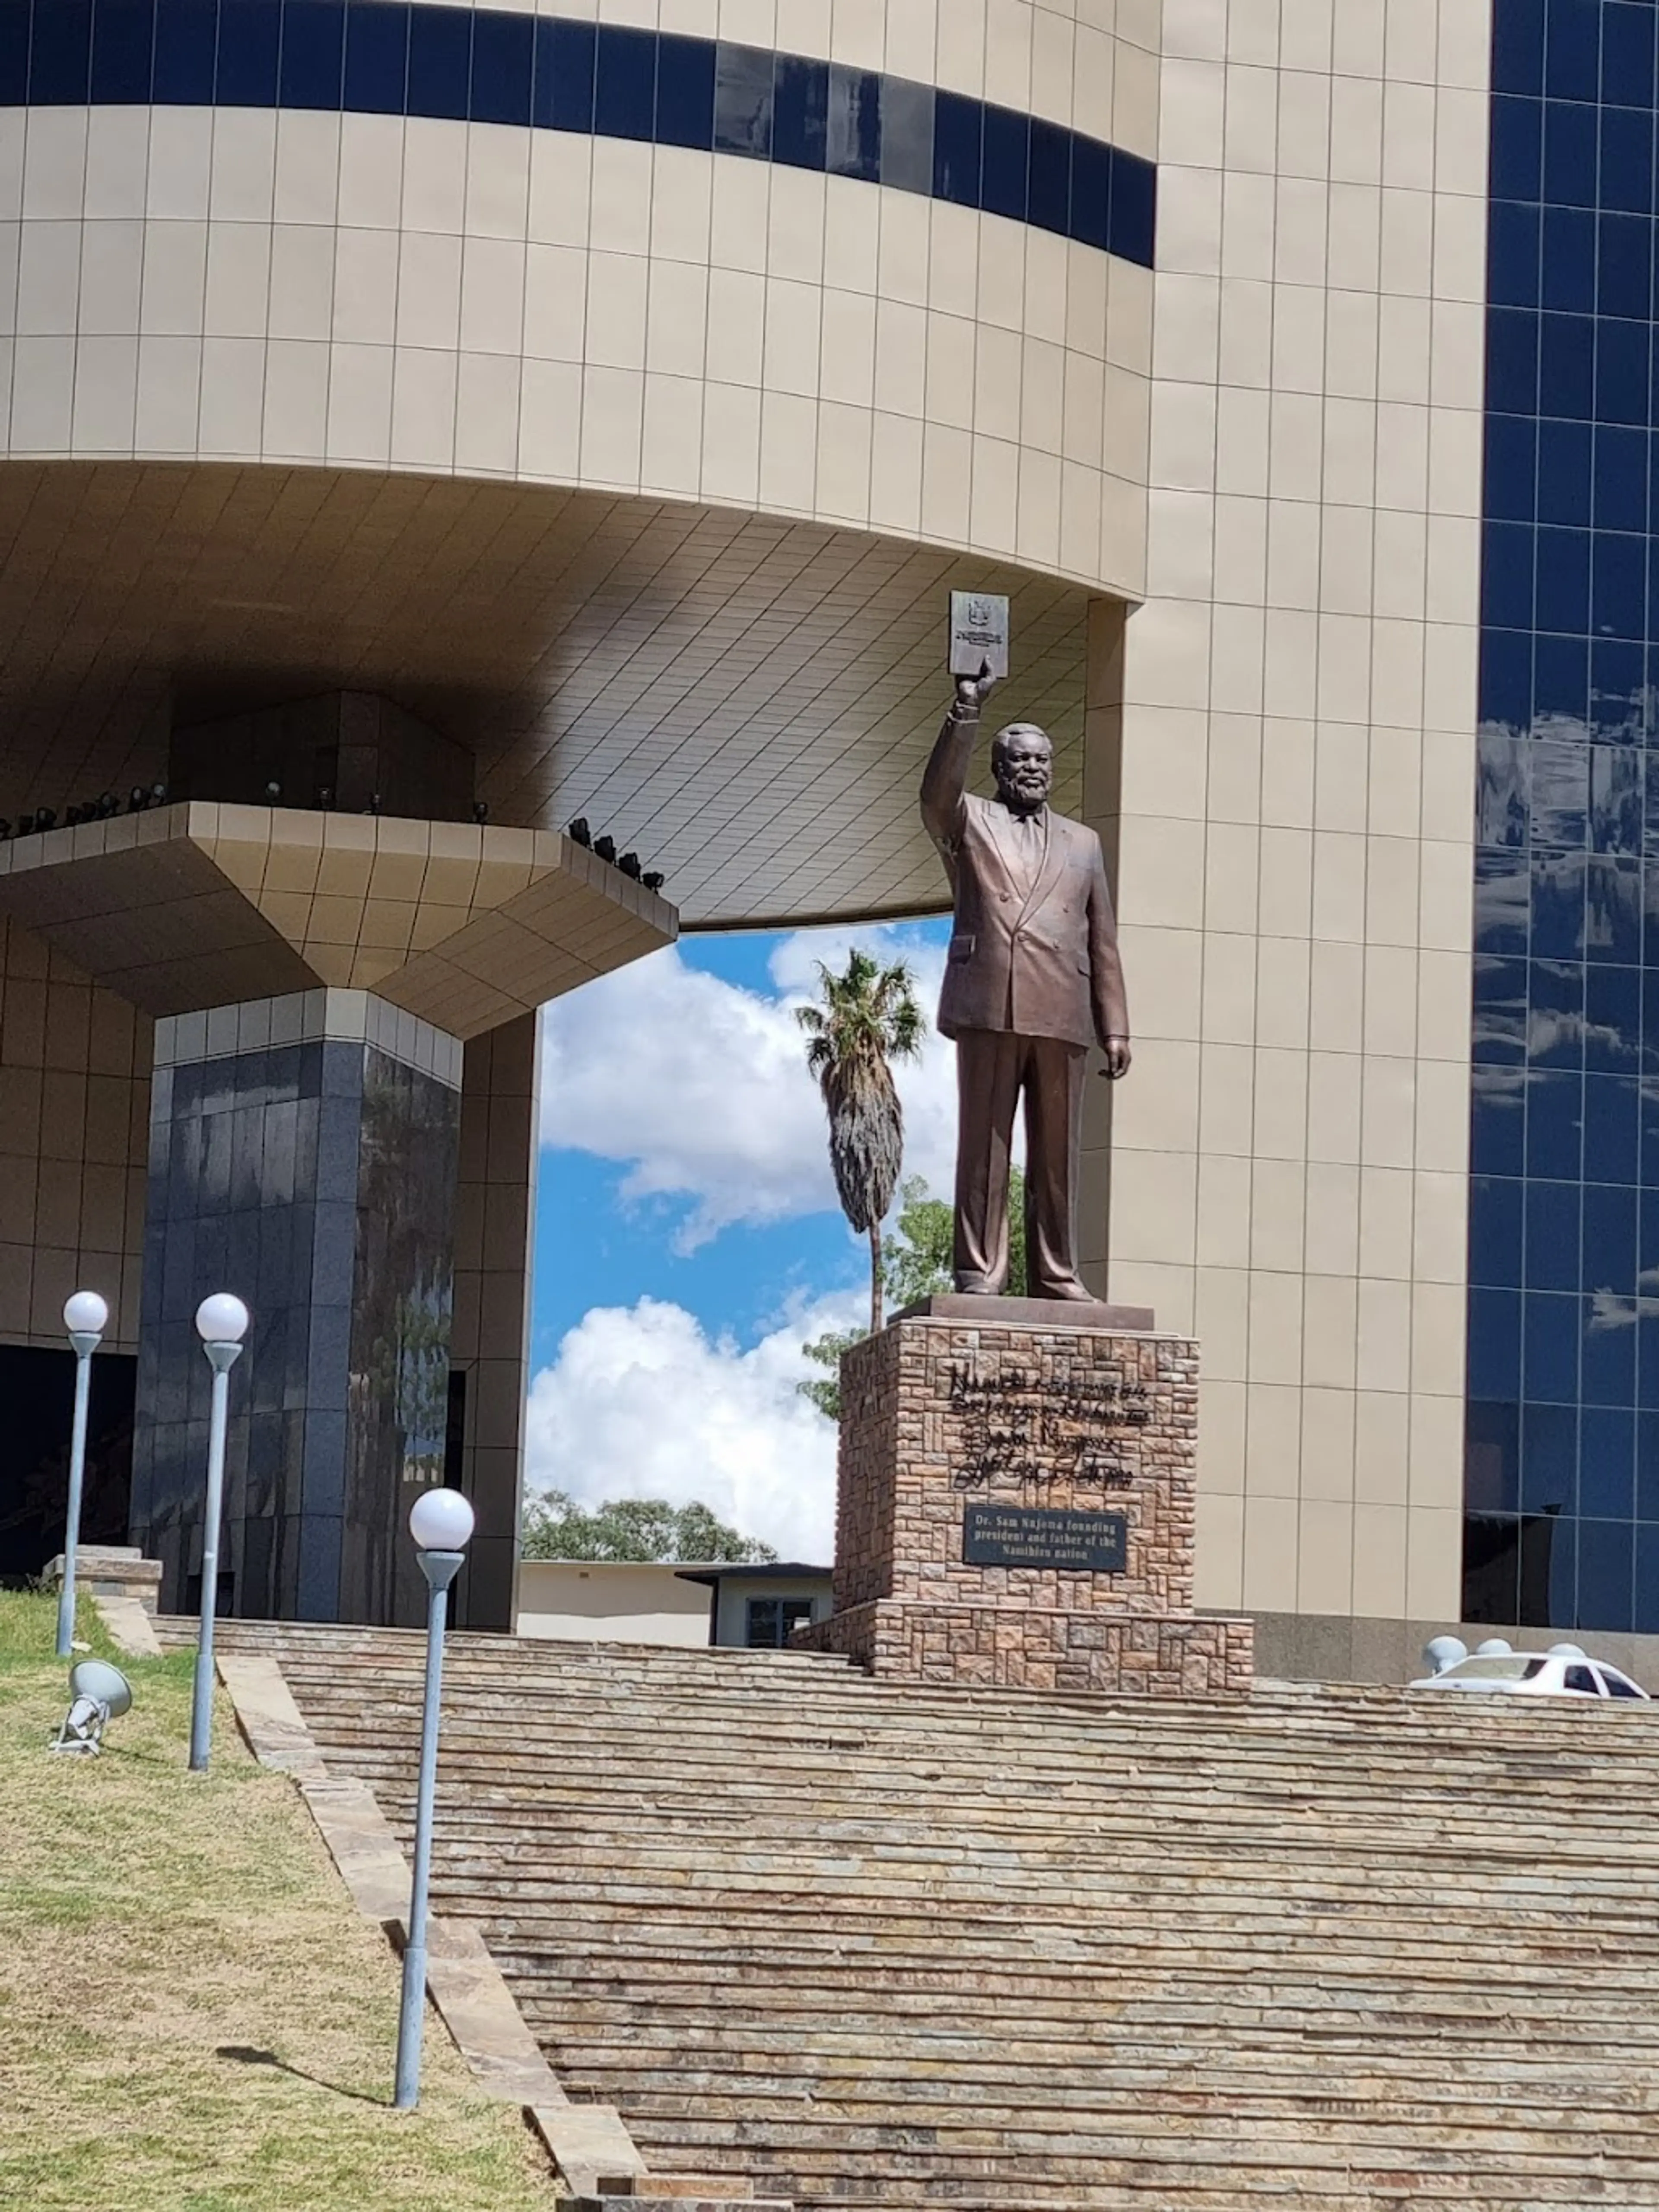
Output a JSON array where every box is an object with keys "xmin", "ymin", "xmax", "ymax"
[{"xmin": 0, "ymin": 1590, "xmax": 557, "ymax": 2211}]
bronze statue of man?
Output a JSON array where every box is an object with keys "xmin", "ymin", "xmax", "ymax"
[{"xmin": 921, "ymin": 665, "xmax": 1131, "ymax": 1299}]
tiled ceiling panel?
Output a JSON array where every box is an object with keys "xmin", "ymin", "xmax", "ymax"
[{"xmin": 0, "ymin": 460, "xmax": 1103, "ymax": 928}]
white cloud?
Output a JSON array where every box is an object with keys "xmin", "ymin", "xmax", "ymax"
[
  {"xmin": 539, "ymin": 922, "xmax": 957, "ymax": 1248},
  {"xmin": 523, "ymin": 1291, "xmax": 863, "ymax": 1559}
]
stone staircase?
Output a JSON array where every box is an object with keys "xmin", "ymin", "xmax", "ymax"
[{"xmin": 167, "ymin": 1617, "xmax": 1659, "ymax": 2208}]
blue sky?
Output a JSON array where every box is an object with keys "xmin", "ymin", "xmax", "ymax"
[{"xmin": 524, "ymin": 915, "xmax": 952, "ymax": 1557}]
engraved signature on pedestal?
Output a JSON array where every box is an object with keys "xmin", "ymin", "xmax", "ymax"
[{"xmin": 944, "ymin": 1362, "xmax": 1153, "ymax": 1493}]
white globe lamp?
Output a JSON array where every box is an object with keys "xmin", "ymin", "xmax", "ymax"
[
  {"xmin": 409, "ymin": 1487, "xmax": 475, "ymax": 1554},
  {"xmin": 63, "ymin": 1290, "xmax": 109, "ymax": 1337},
  {"xmin": 195, "ymin": 1292, "xmax": 250, "ymax": 1344}
]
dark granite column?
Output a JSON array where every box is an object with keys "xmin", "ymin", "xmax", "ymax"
[{"xmin": 130, "ymin": 990, "xmax": 462, "ymax": 1627}]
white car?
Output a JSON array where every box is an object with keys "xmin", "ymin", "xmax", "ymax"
[{"xmin": 1411, "ymin": 1639, "xmax": 1649, "ymax": 1700}]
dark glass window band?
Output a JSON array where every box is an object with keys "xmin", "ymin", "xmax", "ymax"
[{"xmin": 3, "ymin": 0, "xmax": 1157, "ymax": 270}]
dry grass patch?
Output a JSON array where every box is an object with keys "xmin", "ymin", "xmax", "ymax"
[{"xmin": 0, "ymin": 1592, "xmax": 557, "ymax": 2212}]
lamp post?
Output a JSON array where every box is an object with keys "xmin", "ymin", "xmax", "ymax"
[
  {"xmin": 188, "ymin": 1292, "xmax": 250, "ymax": 1775},
  {"xmin": 55, "ymin": 1290, "xmax": 109, "ymax": 1659},
  {"xmin": 394, "ymin": 1484, "xmax": 474, "ymax": 2110}
]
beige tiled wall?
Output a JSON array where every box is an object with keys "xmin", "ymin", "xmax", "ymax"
[
  {"xmin": 450, "ymin": 1012, "xmax": 540, "ymax": 1632},
  {"xmin": 0, "ymin": 913, "xmax": 150, "ymax": 1352},
  {"xmin": 1084, "ymin": 0, "xmax": 1489, "ymax": 1621},
  {"xmin": 0, "ymin": 0, "xmax": 1157, "ymax": 593}
]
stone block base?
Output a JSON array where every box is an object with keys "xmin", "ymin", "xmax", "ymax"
[
  {"xmin": 46, "ymin": 1547, "xmax": 163, "ymax": 1614},
  {"xmin": 797, "ymin": 1599, "xmax": 1254, "ymax": 1696}
]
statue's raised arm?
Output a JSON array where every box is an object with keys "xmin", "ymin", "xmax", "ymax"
[{"xmin": 920, "ymin": 664, "xmax": 1001, "ymax": 851}]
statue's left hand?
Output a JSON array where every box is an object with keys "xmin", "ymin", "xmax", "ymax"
[{"xmin": 1100, "ymin": 1036, "xmax": 1131, "ymax": 1080}]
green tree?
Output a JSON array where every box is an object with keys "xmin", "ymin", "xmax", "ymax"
[
  {"xmin": 796, "ymin": 949, "xmax": 924, "ymax": 1337},
  {"xmin": 798, "ymin": 1172, "xmax": 1027, "ymax": 1419},
  {"xmin": 521, "ymin": 1490, "xmax": 777, "ymax": 1563}
]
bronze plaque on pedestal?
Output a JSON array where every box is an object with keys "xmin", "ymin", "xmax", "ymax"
[{"xmin": 963, "ymin": 1503, "xmax": 1127, "ymax": 1572}]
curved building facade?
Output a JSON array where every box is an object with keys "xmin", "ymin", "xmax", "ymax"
[{"xmin": 9, "ymin": 0, "xmax": 1635, "ymax": 1668}]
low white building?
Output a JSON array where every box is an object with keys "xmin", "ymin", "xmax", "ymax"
[{"xmin": 517, "ymin": 1562, "xmax": 833, "ymax": 1650}]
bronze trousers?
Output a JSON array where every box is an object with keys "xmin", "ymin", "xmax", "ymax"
[{"xmin": 952, "ymin": 1028, "xmax": 1089, "ymax": 1298}]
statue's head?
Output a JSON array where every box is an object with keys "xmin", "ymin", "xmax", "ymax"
[{"xmin": 991, "ymin": 723, "xmax": 1052, "ymax": 816}]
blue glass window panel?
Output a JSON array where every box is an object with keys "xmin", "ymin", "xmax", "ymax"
[
  {"xmin": 1592, "ymin": 538, "xmax": 1646, "ymax": 643},
  {"xmin": 32, "ymin": 0, "xmax": 92, "ymax": 99},
  {"xmin": 1536, "ymin": 532, "xmax": 1589, "ymax": 638},
  {"xmin": 1585, "ymin": 1073, "xmax": 1641, "ymax": 1183},
  {"xmin": 1490, "ymin": 98, "xmax": 1543, "ymax": 201},
  {"xmin": 1526, "ymin": 1178, "xmax": 1582, "ymax": 1288},
  {"xmin": 1538, "ymin": 314, "xmax": 1594, "ymax": 420},
  {"xmin": 1533, "ymin": 634, "xmax": 1589, "ymax": 734},
  {"xmin": 879, "ymin": 75, "xmax": 933, "ymax": 197},
  {"xmin": 1477, "ymin": 728, "xmax": 1532, "ymax": 847},
  {"xmin": 826, "ymin": 64, "xmax": 880, "ymax": 181},
  {"xmin": 1475, "ymin": 848, "xmax": 1531, "ymax": 952},
  {"xmin": 1466, "ymin": 1400, "xmax": 1522, "ymax": 1512},
  {"xmin": 342, "ymin": 0, "xmax": 404, "ymax": 115},
  {"xmin": 1591, "ymin": 642, "xmax": 1646, "ymax": 743},
  {"xmin": 1597, "ymin": 318, "xmax": 1651, "ymax": 426},
  {"xmin": 1108, "ymin": 152, "xmax": 1154, "ymax": 268},
  {"xmin": 542, "ymin": 17, "xmax": 594, "ymax": 133},
  {"xmin": 474, "ymin": 7, "xmax": 534, "ymax": 128},
  {"xmin": 1070, "ymin": 132, "xmax": 1109, "ymax": 253},
  {"xmin": 1577, "ymin": 1518, "xmax": 1635, "ymax": 1631},
  {"xmin": 279, "ymin": 0, "xmax": 344, "ymax": 111},
  {"xmin": 407, "ymin": 3, "xmax": 470, "ymax": 122},
  {"xmin": 772, "ymin": 52, "xmax": 827, "ymax": 171},
  {"xmin": 153, "ymin": 0, "xmax": 216, "ymax": 103},
  {"xmin": 715, "ymin": 42, "xmax": 773, "ymax": 159},
  {"xmin": 1540, "ymin": 206, "xmax": 1593, "ymax": 314},
  {"xmin": 1639, "ymin": 1186, "xmax": 1659, "ymax": 1277},
  {"xmin": 91, "ymin": 0, "xmax": 153, "ymax": 100},
  {"xmin": 1542, "ymin": 94, "xmax": 1598, "ymax": 201},
  {"xmin": 216, "ymin": 0, "xmax": 280, "ymax": 103},
  {"xmin": 1547, "ymin": 0, "xmax": 1602, "ymax": 99},
  {"xmin": 1485, "ymin": 417, "xmax": 1537, "ymax": 525},
  {"xmin": 1583, "ymin": 1182, "xmax": 1638, "ymax": 1299},
  {"xmin": 1469, "ymin": 1286, "xmax": 1524, "ymax": 1399},
  {"xmin": 933, "ymin": 91, "xmax": 982, "ymax": 209},
  {"xmin": 1639, "ymin": 1424, "xmax": 1659, "ymax": 1524},
  {"xmin": 1537, "ymin": 417, "xmax": 1591, "ymax": 525},
  {"xmin": 1534, "ymin": 849, "xmax": 1589, "ymax": 960},
  {"xmin": 1600, "ymin": 102, "xmax": 1656, "ymax": 215},
  {"xmin": 1640, "ymin": 1308, "xmax": 1659, "ymax": 1406},
  {"xmin": 1586, "ymin": 929, "xmax": 1641, "ymax": 1042},
  {"xmin": 1603, "ymin": 2, "xmax": 1658, "ymax": 115},
  {"xmin": 981, "ymin": 103, "xmax": 1029, "ymax": 223},
  {"xmin": 1488, "ymin": 309, "xmax": 1540, "ymax": 415},
  {"xmin": 1483, "ymin": 522, "xmax": 1535, "ymax": 632},
  {"xmin": 1524, "ymin": 1290, "xmax": 1581, "ymax": 1401},
  {"xmin": 1028, "ymin": 116, "xmax": 1070, "ymax": 237},
  {"xmin": 1595, "ymin": 427, "xmax": 1647, "ymax": 533},
  {"xmin": 1532, "ymin": 741, "xmax": 1589, "ymax": 848},
  {"xmin": 1540, "ymin": 1510, "xmax": 1577, "ymax": 1624},
  {"xmin": 1472, "ymin": 1065, "xmax": 1528, "ymax": 1178},
  {"xmin": 1474, "ymin": 956, "xmax": 1529, "ymax": 1065},
  {"xmin": 1471, "ymin": 1176, "xmax": 1525, "ymax": 1288},
  {"xmin": 1494, "ymin": 0, "xmax": 1545, "ymax": 95},
  {"xmin": 1584, "ymin": 1299, "xmax": 1635, "ymax": 1414},
  {"xmin": 1637, "ymin": 1524, "xmax": 1659, "ymax": 1629},
  {"xmin": 1529, "ymin": 960, "xmax": 1584, "ymax": 1070},
  {"xmin": 655, "ymin": 33, "xmax": 713, "ymax": 150},
  {"xmin": 1592, "ymin": 751, "xmax": 1644, "ymax": 857},
  {"xmin": 591, "ymin": 22, "xmax": 652, "ymax": 140},
  {"xmin": 1480, "ymin": 632, "xmax": 1533, "ymax": 736},
  {"xmin": 1597, "ymin": 215, "xmax": 1653, "ymax": 324},
  {"xmin": 0, "ymin": 0, "xmax": 27, "ymax": 103},
  {"xmin": 1526, "ymin": 1065, "xmax": 1586, "ymax": 1178}
]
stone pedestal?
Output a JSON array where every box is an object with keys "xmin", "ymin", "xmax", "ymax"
[{"xmin": 797, "ymin": 1300, "xmax": 1252, "ymax": 1696}]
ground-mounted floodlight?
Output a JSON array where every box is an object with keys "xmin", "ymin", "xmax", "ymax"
[
  {"xmin": 1421, "ymin": 1636, "xmax": 1468, "ymax": 1677},
  {"xmin": 394, "ymin": 1485, "xmax": 474, "ymax": 2111},
  {"xmin": 55, "ymin": 1290, "xmax": 109, "ymax": 1660},
  {"xmin": 188, "ymin": 1293, "xmax": 250, "ymax": 1775},
  {"xmin": 50, "ymin": 1658, "xmax": 132, "ymax": 1755}
]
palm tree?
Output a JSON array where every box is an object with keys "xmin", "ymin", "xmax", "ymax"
[{"xmin": 797, "ymin": 949, "xmax": 924, "ymax": 1336}]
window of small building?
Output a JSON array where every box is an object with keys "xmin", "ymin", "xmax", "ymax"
[{"xmin": 746, "ymin": 1596, "xmax": 815, "ymax": 1648}]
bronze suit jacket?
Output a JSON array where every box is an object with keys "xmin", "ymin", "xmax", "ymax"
[{"xmin": 920, "ymin": 708, "xmax": 1129, "ymax": 1052}]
